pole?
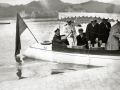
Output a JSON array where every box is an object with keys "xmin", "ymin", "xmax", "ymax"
[
  {"xmin": 66, "ymin": 31, "xmax": 72, "ymax": 38},
  {"xmin": 27, "ymin": 27, "xmax": 39, "ymax": 43},
  {"xmin": 58, "ymin": 18, "xmax": 61, "ymax": 30}
]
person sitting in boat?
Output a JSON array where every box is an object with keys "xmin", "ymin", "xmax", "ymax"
[
  {"xmin": 106, "ymin": 21, "xmax": 120, "ymax": 50},
  {"xmin": 52, "ymin": 28, "xmax": 67, "ymax": 50},
  {"xmin": 77, "ymin": 29, "xmax": 88, "ymax": 49},
  {"xmin": 86, "ymin": 19, "xmax": 99, "ymax": 48}
]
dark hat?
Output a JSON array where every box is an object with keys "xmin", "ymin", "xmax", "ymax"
[
  {"xmin": 61, "ymin": 34, "xmax": 66, "ymax": 37},
  {"xmin": 54, "ymin": 28, "xmax": 60, "ymax": 32},
  {"xmin": 67, "ymin": 20, "xmax": 74, "ymax": 25},
  {"xmin": 78, "ymin": 28, "xmax": 83, "ymax": 32},
  {"xmin": 94, "ymin": 20, "xmax": 97, "ymax": 22},
  {"xmin": 90, "ymin": 19, "xmax": 96, "ymax": 22},
  {"xmin": 102, "ymin": 18, "xmax": 108, "ymax": 21},
  {"xmin": 77, "ymin": 24, "xmax": 82, "ymax": 27}
]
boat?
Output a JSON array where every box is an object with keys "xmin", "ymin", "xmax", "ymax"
[
  {"xmin": 23, "ymin": 12, "xmax": 120, "ymax": 67},
  {"xmin": 0, "ymin": 23, "xmax": 10, "ymax": 24}
]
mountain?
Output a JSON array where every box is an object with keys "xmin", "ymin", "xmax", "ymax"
[
  {"xmin": 40, "ymin": 0, "xmax": 70, "ymax": 11},
  {"xmin": 0, "ymin": 3, "xmax": 11, "ymax": 7},
  {"xmin": 0, "ymin": 0, "xmax": 120, "ymax": 18},
  {"xmin": 72, "ymin": 1, "xmax": 120, "ymax": 13}
]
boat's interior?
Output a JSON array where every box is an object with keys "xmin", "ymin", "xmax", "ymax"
[
  {"xmin": 52, "ymin": 45, "xmax": 120, "ymax": 56},
  {"xmin": 51, "ymin": 33, "xmax": 120, "ymax": 56}
]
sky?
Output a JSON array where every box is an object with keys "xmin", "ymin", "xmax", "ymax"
[
  {"xmin": 0, "ymin": 0, "xmax": 119, "ymax": 5},
  {"xmin": 0, "ymin": 0, "xmax": 39, "ymax": 5}
]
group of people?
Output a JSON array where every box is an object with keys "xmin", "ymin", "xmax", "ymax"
[
  {"xmin": 86, "ymin": 19, "xmax": 111, "ymax": 49},
  {"xmin": 52, "ymin": 19, "xmax": 120, "ymax": 50},
  {"xmin": 86, "ymin": 19, "xmax": 120, "ymax": 50}
]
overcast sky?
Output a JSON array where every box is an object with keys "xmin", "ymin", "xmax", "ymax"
[{"xmin": 0, "ymin": 0, "xmax": 119, "ymax": 5}]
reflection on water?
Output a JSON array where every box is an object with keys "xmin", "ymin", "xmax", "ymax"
[
  {"xmin": 15, "ymin": 57, "xmax": 27, "ymax": 79},
  {"xmin": 51, "ymin": 71, "xmax": 64, "ymax": 74},
  {"xmin": 14, "ymin": 57, "xmax": 102, "ymax": 80},
  {"xmin": 16, "ymin": 68, "xmax": 22, "ymax": 79},
  {"xmin": 15, "ymin": 56, "xmax": 22, "ymax": 63},
  {"xmin": 16, "ymin": 68, "xmax": 27, "ymax": 79}
]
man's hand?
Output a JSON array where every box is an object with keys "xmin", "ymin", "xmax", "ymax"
[
  {"xmin": 62, "ymin": 39, "xmax": 66, "ymax": 41},
  {"xmin": 95, "ymin": 38, "xmax": 98, "ymax": 42},
  {"xmin": 99, "ymin": 40, "xmax": 102, "ymax": 45},
  {"xmin": 61, "ymin": 35, "xmax": 67, "ymax": 40},
  {"xmin": 88, "ymin": 40, "xmax": 91, "ymax": 44}
]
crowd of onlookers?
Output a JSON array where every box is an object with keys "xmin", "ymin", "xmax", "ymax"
[{"xmin": 52, "ymin": 19, "xmax": 120, "ymax": 50}]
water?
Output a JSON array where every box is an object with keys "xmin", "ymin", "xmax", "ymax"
[
  {"xmin": 0, "ymin": 18, "xmax": 101, "ymax": 82},
  {"xmin": 0, "ymin": 18, "xmax": 61, "ymax": 65}
]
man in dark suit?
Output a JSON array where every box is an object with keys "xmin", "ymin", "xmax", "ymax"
[
  {"xmin": 98, "ymin": 19, "xmax": 111, "ymax": 46},
  {"xmin": 86, "ymin": 19, "xmax": 99, "ymax": 47},
  {"xmin": 77, "ymin": 29, "xmax": 88, "ymax": 49},
  {"xmin": 52, "ymin": 28, "xmax": 67, "ymax": 50}
]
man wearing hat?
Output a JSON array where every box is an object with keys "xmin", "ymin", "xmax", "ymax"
[
  {"xmin": 52, "ymin": 28, "xmax": 67, "ymax": 50},
  {"xmin": 98, "ymin": 19, "xmax": 111, "ymax": 48},
  {"xmin": 77, "ymin": 29, "xmax": 88, "ymax": 49},
  {"xmin": 86, "ymin": 19, "xmax": 99, "ymax": 47}
]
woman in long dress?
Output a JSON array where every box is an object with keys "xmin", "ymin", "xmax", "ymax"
[{"xmin": 106, "ymin": 21, "xmax": 120, "ymax": 50}]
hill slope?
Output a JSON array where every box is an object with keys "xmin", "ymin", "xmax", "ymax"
[
  {"xmin": 73, "ymin": 1, "xmax": 120, "ymax": 13},
  {"xmin": 0, "ymin": 3, "xmax": 11, "ymax": 7},
  {"xmin": 0, "ymin": 0, "xmax": 120, "ymax": 18}
]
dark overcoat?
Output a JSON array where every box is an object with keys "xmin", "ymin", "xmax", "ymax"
[
  {"xmin": 86, "ymin": 23, "xmax": 99, "ymax": 44},
  {"xmin": 52, "ymin": 34, "xmax": 67, "ymax": 50},
  {"xmin": 98, "ymin": 22, "xmax": 111, "ymax": 43}
]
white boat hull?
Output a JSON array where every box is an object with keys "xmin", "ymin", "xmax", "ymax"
[{"xmin": 23, "ymin": 43, "xmax": 120, "ymax": 67}]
